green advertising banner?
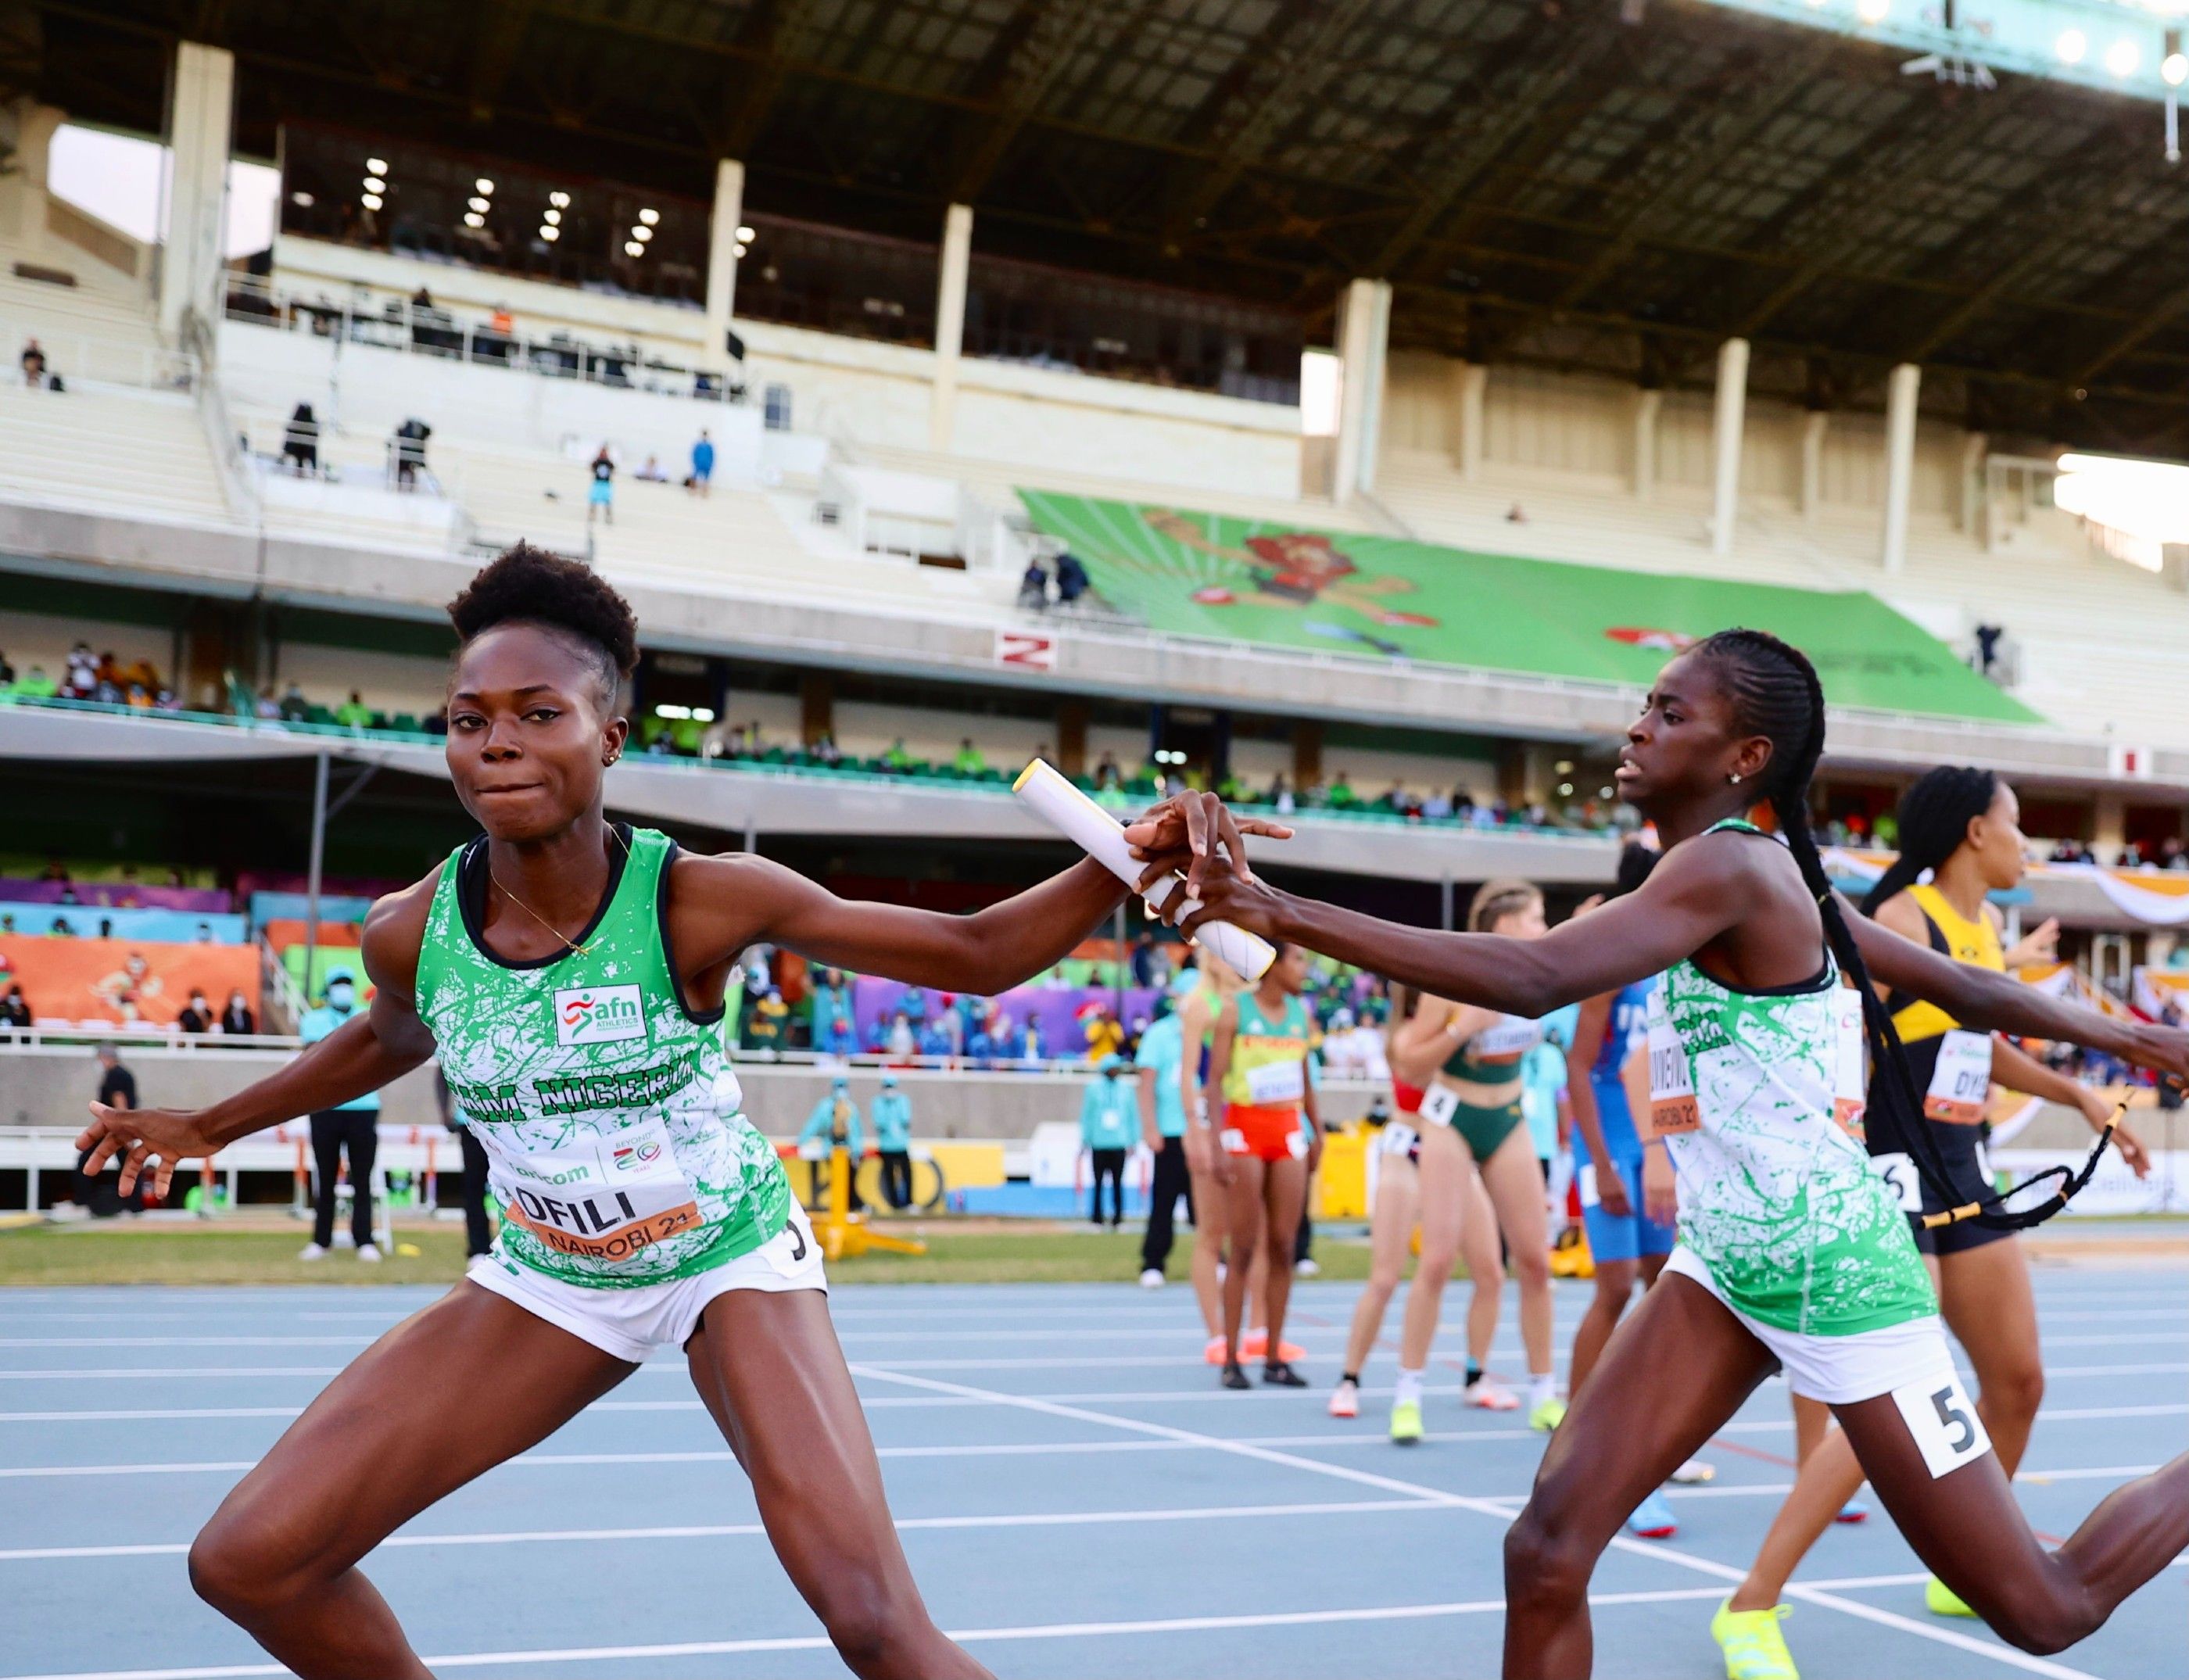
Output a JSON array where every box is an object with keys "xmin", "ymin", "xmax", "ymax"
[{"xmin": 1019, "ymin": 493, "xmax": 2043, "ymax": 725}]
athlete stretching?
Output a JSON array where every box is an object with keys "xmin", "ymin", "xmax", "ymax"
[{"xmin": 75, "ymin": 545, "xmax": 1269, "ymax": 1680}]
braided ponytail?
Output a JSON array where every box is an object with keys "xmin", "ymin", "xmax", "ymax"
[
  {"xmin": 1691, "ymin": 631, "xmax": 2086, "ymax": 1230},
  {"xmin": 1859, "ymin": 767, "xmax": 1999, "ymax": 918}
]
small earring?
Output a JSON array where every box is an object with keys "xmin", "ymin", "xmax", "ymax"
[{"xmin": 1728, "ymin": 772, "xmax": 1743, "ymax": 785}]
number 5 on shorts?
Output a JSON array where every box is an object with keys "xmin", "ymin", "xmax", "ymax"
[{"xmin": 1891, "ymin": 1370, "xmax": 1992, "ymax": 1478}]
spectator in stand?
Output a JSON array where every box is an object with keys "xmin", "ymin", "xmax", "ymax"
[
  {"xmin": 298, "ymin": 969, "xmax": 382, "ymax": 1262},
  {"xmin": 1974, "ymin": 623, "xmax": 2004, "ymax": 678},
  {"xmin": 392, "ymin": 418, "xmax": 431, "ymax": 489},
  {"xmin": 690, "ymin": 429, "xmax": 715, "ymax": 498},
  {"xmin": 219, "ymin": 988, "xmax": 256, "ymax": 1035},
  {"xmin": 1094, "ymin": 751, "xmax": 1122, "ymax": 790},
  {"xmin": 13, "ymin": 664, "xmax": 56, "ymax": 698},
  {"xmin": 870, "ymin": 1073, "xmax": 915, "ymax": 1209},
  {"xmin": 283, "ymin": 403, "xmax": 319, "ymax": 475},
  {"xmin": 885, "ymin": 1009, "xmax": 916, "ymax": 1058},
  {"xmin": 1325, "ymin": 770, "xmax": 1358, "ymax": 808},
  {"xmin": 634, "ymin": 455, "xmax": 668, "ymax": 483},
  {"xmin": 1129, "ymin": 931, "xmax": 1162, "ymax": 988},
  {"xmin": 278, "ymin": 681, "xmax": 309, "ymax": 722},
  {"xmin": 587, "ymin": 445, "xmax": 616, "ymax": 525},
  {"xmin": 0, "ymin": 648, "xmax": 13, "ymax": 686},
  {"xmin": 64, "ymin": 642, "xmax": 95, "ymax": 697},
  {"xmin": 20, "ymin": 337, "xmax": 45, "ymax": 388},
  {"xmin": 882, "ymin": 738, "xmax": 914, "ymax": 773},
  {"xmin": 1016, "ymin": 558, "xmax": 1050, "ymax": 611},
  {"xmin": 489, "ymin": 305, "xmax": 514, "ymax": 336},
  {"xmin": 952, "ymin": 738, "xmax": 986, "ymax": 777},
  {"xmin": 741, "ymin": 987, "xmax": 789, "ymax": 1052},
  {"xmin": 1085, "ymin": 1002, "xmax": 1125, "ymax": 1063},
  {"xmin": 77, "ymin": 1044, "xmax": 143, "ymax": 1217},
  {"xmin": 335, "ymin": 690, "xmax": 374, "ymax": 729},
  {"xmin": 176, "ymin": 989, "xmax": 213, "ymax": 1033},
  {"xmin": 1054, "ymin": 550, "xmax": 1091, "ymax": 607},
  {"xmin": 1080, "ymin": 1054, "xmax": 1136, "ymax": 1228},
  {"xmin": 0, "ymin": 983, "xmax": 30, "ymax": 1030},
  {"xmin": 811, "ymin": 732, "xmax": 842, "ymax": 766}
]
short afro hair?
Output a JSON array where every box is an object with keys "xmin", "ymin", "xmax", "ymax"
[{"xmin": 446, "ymin": 543, "xmax": 640, "ymax": 706}]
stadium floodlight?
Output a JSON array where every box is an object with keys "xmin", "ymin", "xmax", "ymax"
[
  {"xmin": 736, "ymin": 224, "xmax": 755, "ymax": 241},
  {"xmin": 543, "ymin": 208, "xmax": 561, "ymax": 226},
  {"xmin": 363, "ymin": 176, "xmax": 385, "ymax": 193},
  {"xmin": 550, "ymin": 190, "xmax": 571, "ymax": 208},
  {"xmin": 539, "ymin": 224, "xmax": 559, "ymax": 241},
  {"xmin": 464, "ymin": 212, "xmax": 484, "ymax": 228},
  {"xmin": 2056, "ymin": 27, "xmax": 2087, "ymax": 63},
  {"xmin": 476, "ymin": 177, "xmax": 495, "ymax": 195},
  {"xmin": 632, "ymin": 224, "xmax": 653, "ymax": 242},
  {"xmin": 360, "ymin": 193, "xmax": 383, "ymax": 210},
  {"xmin": 291, "ymin": 191, "xmax": 315, "ymax": 207},
  {"xmin": 624, "ymin": 241, "xmax": 645, "ymax": 256},
  {"xmin": 367, "ymin": 157, "xmax": 387, "ymax": 174},
  {"xmin": 2167, "ymin": 52, "xmax": 2188, "ymax": 87},
  {"xmin": 1856, "ymin": 0, "xmax": 1888, "ymax": 23},
  {"xmin": 639, "ymin": 207, "xmax": 660, "ymax": 226},
  {"xmin": 468, "ymin": 195, "xmax": 489, "ymax": 213},
  {"xmin": 2106, "ymin": 38, "xmax": 2140, "ymax": 77},
  {"xmin": 693, "ymin": 707, "xmax": 716, "ymax": 722}
]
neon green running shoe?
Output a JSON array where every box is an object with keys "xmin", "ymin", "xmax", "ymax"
[
  {"xmin": 1924, "ymin": 1576, "xmax": 1976, "ymax": 1618},
  {"xmin": 1388, "ymin": 1398, "xmax": 1424, "ymax": 1445},
  {"xmin": 1711, "ymin": 1599, "xmax": 1797, "ymax": 1680},
  {"xmin": 1528, "ymin": 1395, "xmax": 1567, "ymax": 1432}
]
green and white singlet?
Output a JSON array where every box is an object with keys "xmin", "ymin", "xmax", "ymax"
[
  {"xmin": 416, "ymin": 825, "xmax": 791, "ymax": 1288},
  {"xmin": 1646, "ymin": 821, "xmax": 1936, "ymax": 1337}
]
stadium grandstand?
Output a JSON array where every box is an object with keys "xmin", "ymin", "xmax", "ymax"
[{"xmin": 3, "ymin": 2, "xmax": 2189, "ymax": 1677}]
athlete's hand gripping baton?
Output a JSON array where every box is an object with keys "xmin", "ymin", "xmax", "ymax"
[{"xmin": 1012, "ymin": 759, "xmax": 1275, "ymax": 983}]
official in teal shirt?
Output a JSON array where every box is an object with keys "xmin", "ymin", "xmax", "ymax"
[
  {"xmin": 869, "ymin": 1073, "xmax": 916, "ymax": 1210},
  {"xmin": 1134, "ymin": 976, "xmax": 1198, "ymax": 1280},
  {"xmin": 1080, "ymin": 1054, "xmax": 1137, "ymax": 1227},
  {"xmin": 798, "ymin": 1078, "xmax": 866, "ymax": 1212},
  {"xmin": 297, "ymin": 969, "xmax": 382, "ymax": 1262},
  {"xmin": 1521, "ymin": 1003, "xmax": 1582, "ymax": 1165}
]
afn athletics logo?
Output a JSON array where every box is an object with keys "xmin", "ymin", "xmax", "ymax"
[{"xmin": 554, "ymin": 984, "xmax": 647, "ymax": 1048}]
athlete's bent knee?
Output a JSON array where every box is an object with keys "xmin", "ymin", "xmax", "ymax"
[
  {"xmin": 1990, "ymin": 1356, "xmax": 2045, "ymax": 1427},
  {"xmin": 1503, "ymin": 1506, "xmax": 1594, "ymax": 1612},
  {"xmin": 188, "ymin": 1514, "xmax": 306, "ymax": 1620},
  {"xmin": 1510, "ymin": 1244, "xmax": 1552, "ymax": 1291},
  {"xmin": 816, "ymin": 1581, "xmax": 938, "ymax": 1674}
]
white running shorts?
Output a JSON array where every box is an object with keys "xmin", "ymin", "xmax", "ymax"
[
  {"xmin": 1663, "ymin": 1244, "xmax": 1960, "ymax": 1405},
  {"xmin": 468, "ymin": 1201, "xmax": 826, "ymax": 1363}
]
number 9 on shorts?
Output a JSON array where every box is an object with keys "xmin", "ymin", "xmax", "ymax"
[{"xmin": 1891, "ymin": 1368, "xmax": 1992, "ymax": 1479}]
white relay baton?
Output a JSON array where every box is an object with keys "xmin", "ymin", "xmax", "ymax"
[{"xmin": 1013, "ymin": 759, "xmax": 1276, "ymax": 982}]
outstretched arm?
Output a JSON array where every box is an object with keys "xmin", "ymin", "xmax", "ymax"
[
  {"xmin": 77, "ymin": 877, "xmax": 441, "ymax": 1196},
  {"xmin": 1848, "ymin": 901, "xmax": 2189, "ymax": 1079}
]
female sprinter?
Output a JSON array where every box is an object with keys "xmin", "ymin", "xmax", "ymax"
[
  {"xmin": 1161, "ymin": 627, "xmax": 2189, "ymax": 1677},
  {"xmin": 1710, "ymin": 765, "xmax": 2148, "ymax": 1680},
  {"xmin": 76, "ymin": 546, "xmax": 1271, "ymax": 1680},
  {"xmin": 1206, "ymin": 939, "xmax": 1322, "ymax": 1388},
  {"xmin": 1386, "ymin": 881, "xmax": 1567, "ymax": 1434}
]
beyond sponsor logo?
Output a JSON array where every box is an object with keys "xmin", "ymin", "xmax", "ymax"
[
  {"xmin": 610, "ymin": 1137, "xmax": 664, "ymax": 1172},
  {"xmin": 554, "ymin": 983, "xmax": 647, "ymax": 1047}
]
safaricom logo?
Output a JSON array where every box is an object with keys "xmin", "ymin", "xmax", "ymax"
[{"xmin": 553, "ymin": 984, "xmax": 647, "ymax": 1047}]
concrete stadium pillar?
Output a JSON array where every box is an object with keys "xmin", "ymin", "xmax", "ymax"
[
  {"xmin": 929, "ymin": 202, "xmax": 974, "ymax": 451},
  {"xmin": 797, "ymin": 669, "xmax": 833, "ymax": 747},
  {"xmin": 1332, "ymin": 277, "xmax": 1391, "ymax": 502},
  {"xmin": 1453, "ymin": 360, "xmax": 1486, "ymax": 479},
  {"xmin": 1292, "ymin": 719, "xmax": 1324, "ymax": 790},
  {"xmin": 1798, "ymin": 409, "xmax": 1828, "ymax": 519},
  {"xmin": 701, "ymin": 158, "xmax": 745, "ymax": 365},
  {"xmin": 1958, "ymin": 430, "xmax": 1987, "ymax": 533},
  {"xmin": 159, "ymin": 41, "xmax": 235, "ymax": 341},
  {"xmin": 1882, "ymin": 361, "xmax": 1921, "ymax": 575},
  {"xmin": 1710, "ymin": 337, "xmax": 1749, "ymax": 557},
  {"xmin": 1632, "ymin": 387, "xmax": 1661, "ymax": 502}
]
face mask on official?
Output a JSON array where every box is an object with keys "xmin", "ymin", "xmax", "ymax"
[{"xmin": 326, "ymin": 980, "xmax": 355, "ymax": 1011}]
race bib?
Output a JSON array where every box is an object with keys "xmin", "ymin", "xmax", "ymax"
[
  {"xmin": 1891, "ymin": 1369, "xmax": 1993, "ymax": 1478},
  {"xmin": 1870, "ymin": 1149, "xmax": 1923, "ymax": 1213},
  {"xmin": 1644, "ymin": 996, "xmax": 1700, "ymax": 1137},
  {"xmin": 1833, "ymin": 986, "xmax": 1868, "ymax": 1137},
  {"xmin": 1470, "ymin": 1015, "xmax": 1540, "ymax": 1062},
  {"xmin": 1924, "ymin": 1030, "xmax": 1992, "ymax": 1124},
  {"xmin": 1418, "ymin": 1083, "xmax": 1460, "ymax": 1128},
  {"xmin": 1245, "ymin": 1058, "xmax": 1306, "ymax": 1105},
  {"xmin": 1379, "ymin": 1121, "xmax": 1420, "ymax": 1159},
  {"xmin": 493, "ymin": 1118, "xmax": 701, "ymax": 1263}
]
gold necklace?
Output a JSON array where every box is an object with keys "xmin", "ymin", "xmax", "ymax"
[{"xmin": 488, "ymin": 825, "xmax": 629, "ymax": 958}]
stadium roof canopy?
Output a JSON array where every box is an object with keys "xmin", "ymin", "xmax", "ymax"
[{"xmin": 27, "ymin": 0, "xmax": 2189, "ymax": 454}]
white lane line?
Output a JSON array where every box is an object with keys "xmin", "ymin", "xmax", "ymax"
[
  {"xmin": 0, "ymin": 1584, "xmax": 1757, "ymax": 1680},
  {"xmin": 847, "ymin": 1363, "xmax": 2108, "ymax": 1680},
  {"xmin": 0, "ymin": 1496, "xmax": 1447, "ymax": 1563}
]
